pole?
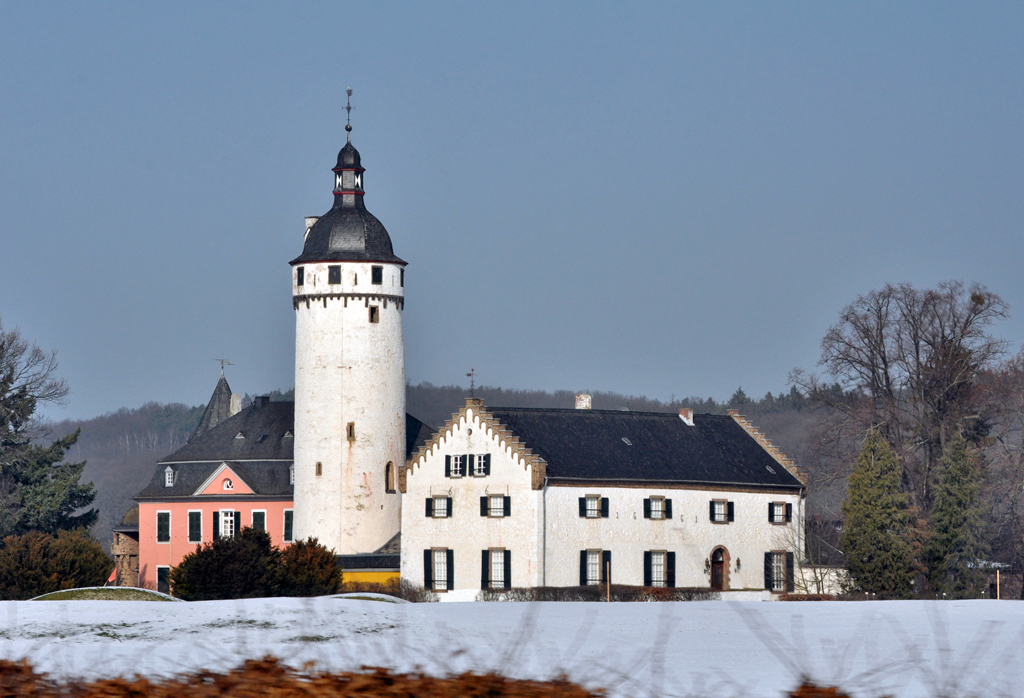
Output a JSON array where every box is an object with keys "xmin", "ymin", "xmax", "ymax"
[
  {"xmin": 606, "ymin": 561, "xmax": 611, "ymax": 602},
  {"xmin": 997, "ymin": 569, "xmax": 1000, "ymax": 600}
]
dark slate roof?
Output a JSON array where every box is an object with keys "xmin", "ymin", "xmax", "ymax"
[
  {"xmin": 335, "ymin": 553, "xmax": 399, "ymax": 570},
  {"xmin": 188, "ymin": 373, "xmax": 234, "ymax": 443},
  {"xmin": 112, "ymin": 504, "xmax": 139, "ymax": 533},
  {"xmin": 290, "ymin": 141, "xmax": 405, "ymax": 265},
  {"xmin": 136, "ymin": 460, "xmax": 293, "ymax": 499},
  {"xmin": 487, "ymin": 408, "xmax": 804, "ymax": 490},
  {"xmin": 163, "ymin": 399, "xmax": 294, "ymax": 464},
  {"xmin": 406, "ymin": 413, "xmax": 433, "ymax": 463}
]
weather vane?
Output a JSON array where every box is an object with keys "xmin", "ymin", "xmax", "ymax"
[
  {"xmin": 466, "ymin": 368, "xmax": 476, "ymax": 397},
  {"xmin": 214, "ymin": 357, "xmax": 233, "ymax": 376},
  {"xmin": 345, "ymin": 88, "xmax": 353, "ymax": 142}
]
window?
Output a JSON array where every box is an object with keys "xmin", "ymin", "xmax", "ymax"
[
  {"xmin": 424, "ymin": 548, "xmax": 452, "ymax": 591},
  {"xmin": 156, "ymin": 512, "xmax": 170, "ymax": 543},
  {"xmin": 315, "ymin": 461, "xmax": 322, "ymax": 476},
  {"xmin": 579, "ymin": 495, "xmax": 608, "ymax": 518},
  {"xmin": 385, "ymin": 462, "xmax": 396, "ymax": 493},
  {"xmin": 644, "ymin": 496, "xmax": 672, "ymax": 520},
  {"xmin": 252, "ymin": 511, "xmax": 266, "ymax": 532},
  {"xmin": 219, "ymin": 510, "xmax": 235, "ymax": 538},
  {"xmin": 371, "ymin": 265, "xmax": 383, "ymax": 285},
  {"xmin": 188, "ymin": 511, "xmax": 202, "ymax": 543},
  {"xmin": 283, "ymin": 510, "xmax": 294, "ymax": 542},
  {"xmin": 473, "ymin": 454, "xmax": 490, "ymax": 477},
  {"xmin": 223, "ymin": 478, "xmax": 233, "ymax": 491},
  {"xmin": 400, "ymin": 268, "xmax": 404, "ymax": 287},
  {"xmin": 289, "ymin": 466, "xmax": 294, "ymax": 485},
  {"xmin": 428, "ymin": 496, "xmax": 451, "ymax": 518},
  {"xmin": 164, "ymin": 467, "xmax": 174, "ymax": 487},
  {"xmin": 490, "ymin": 495, "xmax": 509, "ymax": 518},
  {"xmin": 369, "ymin": 306, "xmax": 379, "ymax": 323},
  {"xmin": 710, "ymin": 499, "xmax": 734, "ymax": 523},
  {"xmin": 764, "ymin": 551, "xmax": 794, "ymax": 592},
  {"xmin": 446, "ymin": 454, "xmax": 467, "ymax": 478},
  {"xmin": 157, "ymin": 566, "xmax": 170, "ymax": 595},
  {"xmin": 347, "ymin": 422, "xmax": 355, "ymax": 441},
  {"xmin": 580, "ymin": 549, "xmax": 611, "ymax": 586},
  {"xmin": 650, "ymin": 552, "xmax": 665, "ymax": 587},
  {"xmin": 483, "ymin": 549, "xmax": 510, "ymax": 590},
  {"xmin": 328, "ymin": 265, "xmax": 341, "ymax": 284},
  {"xmin": 644, "ymin": 551, "xmax": 676, "ymax": 588},
  {"xmin": 296, "ymin": 266, "xmax": 304, "ymax": 286},
  {"xmin": 769, "ymin": 502, "xmax": 792, "ymax": 524}
]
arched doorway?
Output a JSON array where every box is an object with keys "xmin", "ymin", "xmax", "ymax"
[{"xmin": 710, "ymin": 547, "xmax": 730, "ymax": 591}]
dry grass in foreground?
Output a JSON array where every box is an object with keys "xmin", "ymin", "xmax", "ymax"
[{"xmin": 0, "ymin": 656, "xmax": 603, "ymax": 697}]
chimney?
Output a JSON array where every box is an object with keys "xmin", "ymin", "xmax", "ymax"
[
  {"xmin": 304, "ymin": 216, "xmax": 319, "ymax": 241},
  {"xmin": 575, "ymin": 394, "xmax": 592, "ymax": 410},
  {"xmin": 679, "ymin": 408, "xmax": 694, "ymax": 426},
  {"xmin": 230, "ymin": 394, "xmax": 242, "ymax": 416},
  {"xmin": 253, "ymin": 395, "xmax": 270, "ymax": 409}
]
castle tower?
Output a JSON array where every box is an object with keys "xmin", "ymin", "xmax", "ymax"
[{"xmin": 289, "ymin": 123, "xmax": 406, "ymax": 554}]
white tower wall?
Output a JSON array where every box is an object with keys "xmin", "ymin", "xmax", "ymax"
[{"xmin": 292, "ymin": 260, "xmax": 405, "ymax": 554}]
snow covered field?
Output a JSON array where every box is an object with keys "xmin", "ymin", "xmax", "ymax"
[{"xmin": 4, "ymin": 597, "xmax": 1023, "ymax": 698}]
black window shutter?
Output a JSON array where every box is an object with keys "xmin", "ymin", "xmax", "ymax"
[
  {"xmin": 602, "ymin": 550, "xmax": 612, "ymax": 584},
  {"xmin": 446, "ymin": 497, "xmax": 453, "ymax": 518},
  {"xmin": 709, "ymin": 501, "xmax": 715, "ymax": 522},
  {"xmin": 460, "ymin": 455, "xmax": 468, "ymax": 476},
  {"xmin": 579, "ymin": 498, "xmax": 586, "ymax": 517},
  {"xmin": 424, "ymin": 549, "xmax": 433, "ymax": 589},
  {"xmin": 768, "ymin": 502, "xmax": 774, "ymax": 522},
  {"xmin": 235, "ymin": 512, "xmax": 242, "ymax": 535},
  {"xmin": 445, "ymin": 455, "xmax": 451, "ymax": 478},
  {"xmin": 468, "ymin": 454, "xmax": 475, "ymax": 474},
  {"xmin": 764, "ymin": 552, "xmax": 772, "ymax": 591},
  {"xmin": 666, "ymin": 552, "xmax": 676, "ymax": 588},
  {"xmin": 643, "ymin": 551, "xmax": 652, "ymax": 587},
  {"xmin": 481, "ymin": 550, "xmax": 489, "ymax": 590},
  {"xmin": 503, "ymin": 550, "xmax": 511, "ymax": 589},
  {"xmin": 579, "ymin": 551, "xmax": 587, "ymax": 586},
  {"xmin": 213, "ymin": 511, "xmax": 219, "ymax": 541},
  {"xmin": 484, "ymin": 454, "xmax": 491, "ymax": 475},
  {"xmin": 503, "ymin": 496, "xmax": 511, "ymax": 517},
  {"xmin": 643, "ymin": 498, "xmax": 651, "ymax": 519},
  {"xmin": 600, "ymin": 497, "xmax": 609, "ymax": 518},
  {"xmin": 446, "ymin": 549, "xmax": 454, "ymax": 590},
  {"xmin": 785, "ymin": 503, "xmax": 793, "ymax": 523},
  {"xmin": 786, "ymin": 552, "xmax": 795, "ymax": 592},
  {"xmin": 727, "ymin": 501, "xmax": 735, "ymax": 522},
  {"xmin": 665, "ymin": 499, "xmax": 672, "ymax": 520},
  {"xmin": 480, "ymin": 496, "xmax": 488, "ymax": 517},
  {"xmin": 426, "ymin": 498, "xmax": 434, "ymax": 517}
]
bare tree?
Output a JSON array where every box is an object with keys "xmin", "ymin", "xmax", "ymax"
[{"xmin": 0, "ymin": 315, "xmax": 69, "ymax": 453}]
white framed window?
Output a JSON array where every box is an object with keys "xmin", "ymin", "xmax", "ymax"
[
  {"xmin": 649, "ymin": 497, "xmax": 664, "ymax": 520},
  {"xmin": 289, "ymin": 466, "xmax": 295, "ymax": 485},
  {"xmin": 219, "ymin": 510, "xmax": 235, "ymax": 539},
  {"xmin": 187, "ymin": 510, "xmax": 202, "ymax": 543},
  {"xmin": 650, "ymin": 551, "xmax": 666, "ymax": 587},
  {"xmin": 490, "ymin": 548, "xmax": 506, "ymax": 589},
  {"xmin": 771, "ymin": 552, "xmax": 785, "ymax": 591},
  {"xmin": 433, "ymin": 496, "xmax": 449, "ymax": 518},
  {"xmin": 586, "ymin": 550, "xmax": 601, "ymax": 585},
  {"xmin": 433, "ymin": 549, "xmax": 448, "ymax": 591},
  {"xmin": 251, "ymin": 510, "xmax": 266, "ymax": 532},
  {"xmin": 283, "ymin": 509, "xmax": 294, "ymax": 542},
  {"xmin": 474, "ymin": 454, "xmax": 488, "ymax": 477},
  {"xmin": 164, "ymin": 467, "xmax": 174, "ymax": 487},
  {"xmin": 711, "ymin": 499, "xmax": 733, "ymax": 523},
  {"xmin": 447, "ymin": 454, "xmax": 466, "ymax": 478},
  {"xmin": 223, "ymin": 478, "xmax": 233, "ymax": 491},
  {"xmin": 585, "ymin": 495, "xmax": 600, "ymax": 518},
  {"xmin": 156, "ymin": 511, "xmax": 171, "ymax": 543},
  {"xmin": 489, "ymin": 495, "xmax": 505, "ymax": 518},
  {"xmin": 770, "ymin": 502, "xmax": 790, "ymax": 524}
]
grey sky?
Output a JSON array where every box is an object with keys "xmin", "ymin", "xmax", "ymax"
[{"xmin": 2, "ymin": 3, "xmax": 1022, "ymax": 420}]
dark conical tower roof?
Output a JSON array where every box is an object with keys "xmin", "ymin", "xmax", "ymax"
[
  {"xmin": 290, "ymin": 141, "xmax": 405, "ymax": 266},
  {"xmin": 188, "ymin": 373, "xmax": 233, "ymax": 443}
]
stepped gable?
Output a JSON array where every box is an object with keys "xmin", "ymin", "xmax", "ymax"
[
  {"xmin": 165, "ymin": 397, "xmax": 294, "ymax": 464},
  {"xmin": 486, "ymin": 407, "xmax": 805, "ymax": 490},
  {"xmin": 188, "ymin": 373, "xmax": 234, "ymax": 443}
]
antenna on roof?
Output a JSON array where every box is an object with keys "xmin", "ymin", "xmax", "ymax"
[
  {"xmin": 214, "ymin": 357, "xmax": 234, "ymax": 377},
  {"xmin": 345, "ymin": 88, "xmax": 353, "ymax": 143},
  {"xmin": 466, "ymin": 368, "xmax": 476, "ymax": 398}
]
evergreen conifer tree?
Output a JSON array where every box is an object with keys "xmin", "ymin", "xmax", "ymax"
[
  {"xmin": 841, "ymin": 429, "xmax": 915, "ymax": 597},
  {"xmin": 924, "ymin": 432, "xmax": 988, "ymax": 597}
]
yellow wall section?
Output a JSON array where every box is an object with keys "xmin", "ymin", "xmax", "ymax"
[{"xmin": 342, "ymin": 570, "xmax": 399, "ymax": 584}]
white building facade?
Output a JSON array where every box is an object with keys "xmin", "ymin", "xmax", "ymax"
[{"xmin": 401, "ymin": 398, "xmax": 807, "ymax": 600}]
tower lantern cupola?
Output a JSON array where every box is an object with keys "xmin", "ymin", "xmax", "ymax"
[{"xmin": 333, "ymin": 143, "xmax": 365, "ymax": 206}]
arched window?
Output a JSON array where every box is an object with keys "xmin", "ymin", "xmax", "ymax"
[
  {"xmin": 385, "ymin": 462, "xmax": 396, "ymax": 493},
  {"xmin": 223, "ymin": 478, "xmax": 233, "ymax": 491}
]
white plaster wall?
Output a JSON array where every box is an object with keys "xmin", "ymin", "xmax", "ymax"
[
  {"xmin": 293, "ymin": 261, "xmax": 405, "ymax": 555},
  {"xmin": 401, "ymin": 407, "xmax": 542, "ymax": 594},
  {"xmin": 543, "ymin": 486, "xmax": 804, "ymax": 590}
]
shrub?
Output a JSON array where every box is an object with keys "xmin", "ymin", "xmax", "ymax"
[
  {"xmin": 170, "ymin": 527, "xmax": 279, "ymax": 601},
  {"xmin": 476, "ymin": 585, "xmax": 719, "ymax": 602},
  {"xmin": 0, "ymin": 529, "xmax": 112, "ymax": 600},
  {"xmin": 341, "ymin": 577, "xmax": 438, "ymax": 602},
  {"xmin": 275, "ymin": 537, "xmax": 341, "ymax": 597}
]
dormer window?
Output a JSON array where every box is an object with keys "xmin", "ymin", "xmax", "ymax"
[
  {"xmin": 223, "ymin": 479, "xmax": 233, "ymax": 491},
  {"xmin": 289, "ymin": 466, "xmax": 295, "ymax": 485},
  {"xmin": 164, "ymin": 467, "xmax": 174, "ymax": 487},
  {"xmin": 234, "ymin": 432, "xmax": 245, "ymax": 440}
]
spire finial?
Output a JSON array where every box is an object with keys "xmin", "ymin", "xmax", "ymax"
[
  {"xmin": 215, "ymin": 357, "xmax": 234, "ymax": 377},
  {"xmin": 345, "ymin": 88, "xmax": 353, "ymax": 143},
  {"xmin": 466, "ymin": 368, "xmax": 476, "ymax": 397}
]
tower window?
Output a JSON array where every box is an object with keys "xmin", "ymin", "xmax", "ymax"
[
  {"xmin": 400, "ymin": 269, "xmax": 404, "ymax": 287},
  {"xmin": 347, "ymin": 422, "xmax": 356, "ymax": 441},
  {"xmin": 385, "ymin": 462, "xmax": 396, "ymax": 493},
  {"xmin": 369, "ymin": 306, "xmax": 379, "ymax": 323},
  {"xmin": 371, "ymin": 266, "xmax": 383, "ymax": 285},
  {"xmin": 315, "ymin": 462, "xmax": 322, "ymax": 477},
  {"xmin": 296, "ymin": 266, "xmax": 304, "ymax": 286},
  {"xmin": 328, "ymin": 266, "xmax": 341, "ymax": 284}
]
